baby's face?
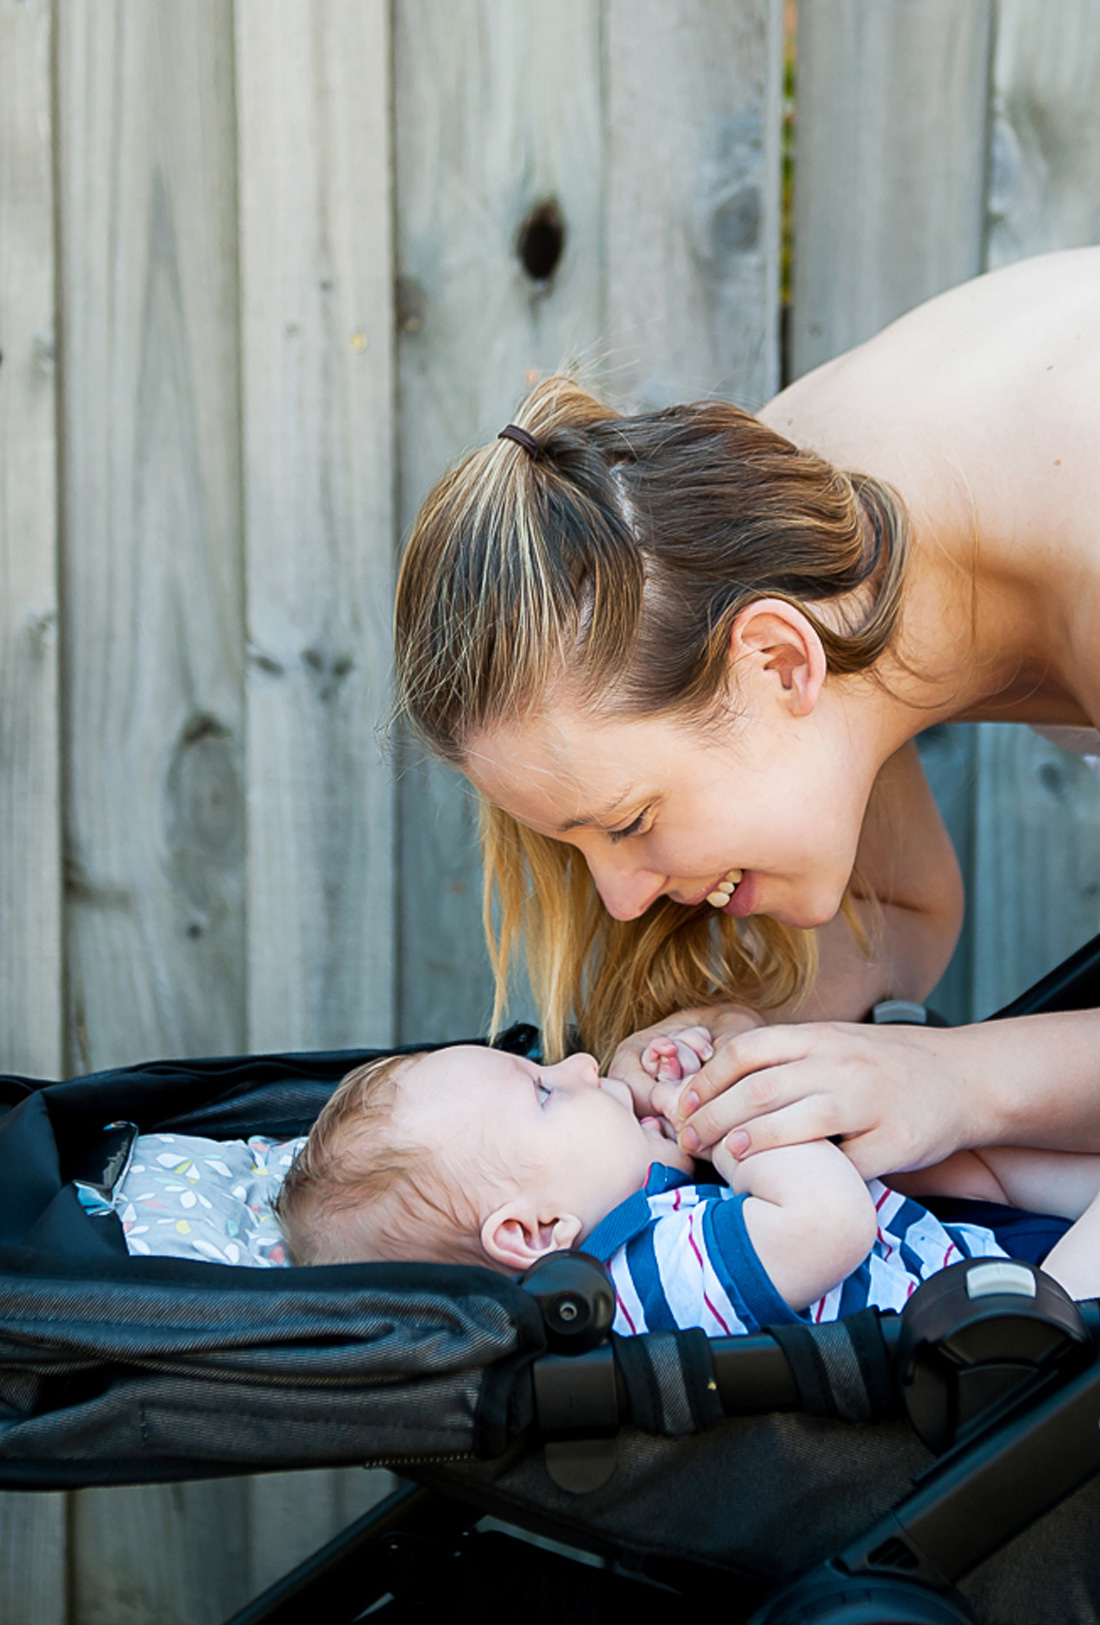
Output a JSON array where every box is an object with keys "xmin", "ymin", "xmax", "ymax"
[{"xmin": 396, "ymin": 1046, "xmax": 693, "ymax": 1240}]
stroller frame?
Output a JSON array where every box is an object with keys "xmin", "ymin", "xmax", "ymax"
[{"xmin": 5, "ymin": 936, "xmax": 1100, "ymax": 1625}]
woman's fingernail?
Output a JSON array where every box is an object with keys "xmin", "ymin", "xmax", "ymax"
[
  {"xmin": 728, "ymin": 1131, "xmax": 750, "ymax": 1159},
  {"xmin": 681, "ymin": 1125, "xmax": 701, "ymax": 1153},
  {"xmin": 682, "ymin": 1090, "xmax": 700, "ymax": 1116}
]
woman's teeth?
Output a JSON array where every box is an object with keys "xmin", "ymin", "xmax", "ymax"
[{"xmin": 706, "ymin": 869, "xmax": 743, "ymax": 907}]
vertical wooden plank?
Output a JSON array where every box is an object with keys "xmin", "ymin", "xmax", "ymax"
[
  {"xmin": 394, "ymin": 0, "xmax": 605, "ymax": 1042},
  {"xmin": 972, "ymin": 729, "xmax": 1100, "ymax": 1017},
  {"xmin": 72, "ymin": 1478, "xmax": 250, "ymax": 1625},
  {"xmin": 59, "ymin": 0, "xmax": 246, "ymax": 1075},
  {"xmin": 0, "ymin": 1, "xmax": 66, "ymax": 1614},
  {"xmin": 237, "ymin": 0, "xmax": 398, "ymax": 1590},
  {"xmin": 246, "ymin": 1469, "xmax": 399, "ymax": 1596},
  {"xmin": 791, "ymin": 0, "xmax": 994, "ymax": 378},
  {"xmin": 987, "ymin": 0, "xmax": 1100, "ymax": 270},
  {"xmin": 239, "ymin": 0, "xmax": 396, "ymax": 1055},
  {"xmin": 607, "ymin": 0, "xmax": 784, "ymax": 411},
  {"xmin": 0, "ymin": 0, "xmax": 62, "ymax": 1080},
  {"xmin": 58, "ymin": 4, "xmax": 251, "ymax": 1621}
]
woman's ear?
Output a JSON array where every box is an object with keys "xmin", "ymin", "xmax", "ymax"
[
  {"xmin": 729, "ymin": 597, "xmax": 827, "ymax": 718},
  {"xmin": 481, "ymin": 1203, "xmax": 583, "ymax": 1272}
]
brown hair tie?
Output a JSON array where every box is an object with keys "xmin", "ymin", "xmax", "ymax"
[{"xmin": 497, "ymin": 423, "xmax": 541, "ymax": 459}]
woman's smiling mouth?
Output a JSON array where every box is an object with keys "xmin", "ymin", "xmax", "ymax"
[{"xmin": 706, "ymin": 868, "xmax": 744, "ymax": 907}]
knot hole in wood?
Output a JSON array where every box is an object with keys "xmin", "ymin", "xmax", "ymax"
[{"xmin": 517, "ymin": 200, "xmax": 565, "ymax": 282}]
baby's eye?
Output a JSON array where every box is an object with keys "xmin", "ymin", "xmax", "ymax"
[{"xmin": 536, "ymin": 1080, "xmax": 552, "ymax": 1107}]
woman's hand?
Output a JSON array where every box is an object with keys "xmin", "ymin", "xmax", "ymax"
[
  {"xmin": 675, "ymin": 1020, "xmax": 987, "ymax": 1181},
  {"xmin": 610, "ymin": 1004, "xmax": 765, "ymax": 1124}
]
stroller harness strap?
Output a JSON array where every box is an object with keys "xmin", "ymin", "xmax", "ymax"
[{"xmin": 763, "ymin": 1310, "xmax": 898, "ymax": 1423}]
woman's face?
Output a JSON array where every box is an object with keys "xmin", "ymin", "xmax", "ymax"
[{"xmin": 464, "ymin": 679, "xmax": 878, "ymax": 929}]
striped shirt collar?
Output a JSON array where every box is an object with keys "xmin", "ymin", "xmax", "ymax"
[{"xmin": 583, "ymin": 1163, "xmax": 693, "ymax": 1262}]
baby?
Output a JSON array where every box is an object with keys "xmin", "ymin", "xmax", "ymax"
[{"xmin": 275, "ymin": 1030, "xmax": 1100, "ymax": 1335}]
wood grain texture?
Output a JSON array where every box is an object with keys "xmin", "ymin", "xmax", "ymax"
[
  {"xmin": 58, "ymin": 4, "xmax": 250, "ymax": 1620},
  {"xmin": 607, "ymin": 0, "xmax": 784, "ymax": 411},
  {"xmin": 0, "ymin": 0, "xmax": 62, "ymax": 1082},
  {"xmin": 238, "ymin": 0, "xmax": 397, "ymax": 1053},
  {"xmin": 791, "ymin": 0, "xmax": 993, "ymax": 377},
  {"xmin": 971, "ymin": 727, "xmax": 1100, "ymax": 1017},
  {"xmin": 247, "ymin": 1469, "xmax": 399, "ymax": 1596},
  {"xmin": 0, "ymin": 4, "xmax": 67, "ymax": 1618},
  {"xmin": 72, "ymin": 1479, "xmax": 251, "ymax": 1625},
  {"xmin": 394, "ymin": 0, "xmax": 604, "ymax": 1042},
  {"xmin": 58, "ymin": 0, "xmax": 246, "ymax": 1074},
  {"xmin": 987, "ymin": 0, "xmax": 1100, "ymax": 268}
]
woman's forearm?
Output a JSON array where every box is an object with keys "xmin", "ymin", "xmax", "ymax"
[
  {"xmin": 945, "ymin": 1009, "xmax": 1100, "ymax": 1155},
  {"xmin": 675, "ymin": 1006, "xmax": 1100, "ymax": 1183}
]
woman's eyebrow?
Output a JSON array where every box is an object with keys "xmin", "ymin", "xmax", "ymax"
[{"xmin": 556, "ymin": 792, "xmax": 634, "ymax": 833}]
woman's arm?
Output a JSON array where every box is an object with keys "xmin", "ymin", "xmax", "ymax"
[
  {"xmin": 678, "ymin": 1008, "xmax": 1100, "ymax": 1182},
  {"xmin": 714, "ymin": 1139, "xmax": 877, "ymax": 1312}
]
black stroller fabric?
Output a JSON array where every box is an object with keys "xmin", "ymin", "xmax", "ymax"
[
  {"xmin": 4, "ymin": 992, "xmax": 1100, "ymax": 1624},
  {"xmin": 0, "ymin": 1047, "xmax": 546, "ymax": 1485}
]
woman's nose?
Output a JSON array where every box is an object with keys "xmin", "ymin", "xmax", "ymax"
[{"xmin": 585, "ymin": 855, "xmax": 667, "ymax": 921}]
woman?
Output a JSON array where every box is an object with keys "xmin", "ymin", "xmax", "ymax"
[{"xmin": 394, "ymin": 247, "xmax": 1100, "ymax": 1185}]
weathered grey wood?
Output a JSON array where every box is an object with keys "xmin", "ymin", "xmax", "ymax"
[
  {"xmin": 987, "ymin": 0, "xmax": 1100, "ymax": 269},
  {"xmin": 59, "ymin": 0, "xmax": 246, "ymax": 1075},
  {"xmin": 58, "ymin": 4, "xmax": 250, "ymax": 1620},
  {"xmin": 0, "ymin": 3, "xmax": 68, "ymax": 1619},
  {"xmin": 247, "ymin": 1469, "xmax": 399, "ymax": 1596},
  {"xmin": 73, "ymin": 1479, "xmax": 251, "ymax": 1625},
  {"xmin": 607, "ymin": 0, "xmax": 784, "ymax": 411},
  {"xmin": 394, "ymin": 0, "xmax": 605, "ymax": 1042},
  {"xmin": 0, "ymin": 0, "xmax": 63, "ymax": 1083},
  {"xmin": 236, "ymin": 0, "xmax": 398, "ymax": 1582},
  {"xmin": 791, "ymin": 0, "xmax": 994, "ymax": 377},
  {"xmin": 238, "ymin": 0, "xmax": 396, "ymax": 1054},
  {"xmin": 971, "ymin": 727, "xmax": 1100, "ymax": 1017}
]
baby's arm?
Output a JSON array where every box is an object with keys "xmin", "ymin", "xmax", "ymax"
[{"xmin": 714, "ymin": 1138, "xmax": 878, "ymax": 1313}]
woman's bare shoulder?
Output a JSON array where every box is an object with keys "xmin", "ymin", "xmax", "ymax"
[{"xmin": 760, "ymin": 249, "xmax": 1100, "ymax": 488}]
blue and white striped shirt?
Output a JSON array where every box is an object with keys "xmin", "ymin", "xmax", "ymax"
[{"xmin": 583, "ymin": 1165, "xmax": 1008, "ymax": 1337}]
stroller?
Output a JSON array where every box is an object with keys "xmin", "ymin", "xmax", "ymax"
[{"xmin": 4, "ymin": 940, "xmax": 1100, "ymax": 1625}]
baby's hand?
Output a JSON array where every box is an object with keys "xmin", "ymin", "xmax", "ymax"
[{"xmin": 641, "ymin": 1025, "xmax": 714, "ymax": 1085}]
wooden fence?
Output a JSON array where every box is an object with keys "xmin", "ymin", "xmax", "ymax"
[{"xmin": 1, "ymin": 0, "xmax": 1099, "ymax": 1618}]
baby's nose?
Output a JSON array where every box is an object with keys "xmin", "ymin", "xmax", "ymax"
[{"xmin": 559, "ymin": 1052, "xmax": 599, "ymax": 1088}]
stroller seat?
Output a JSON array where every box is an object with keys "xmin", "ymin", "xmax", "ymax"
[{"xmin": 5, "ymin": 944, "xmax": 1100, "ymax": 1625}]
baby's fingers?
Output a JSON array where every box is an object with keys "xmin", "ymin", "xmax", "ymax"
[{"xmin": 641, "ymin": 1037, "xmax": 679, "ymax": 1079}]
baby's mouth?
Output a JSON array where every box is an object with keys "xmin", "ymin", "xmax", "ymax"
[{"xmin": 706, "ymin": 868, "xmax": 743, "ymax": 907}]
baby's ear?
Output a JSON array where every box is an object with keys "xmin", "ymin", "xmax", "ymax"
[{"xmin": 481, "ymin": 1203, "xmax": 583, "ymax": 1272}]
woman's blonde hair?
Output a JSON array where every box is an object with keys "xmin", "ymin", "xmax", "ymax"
[{"xmin": 394, "ymin": 376, "xmax": 909, "ymax": 1065}]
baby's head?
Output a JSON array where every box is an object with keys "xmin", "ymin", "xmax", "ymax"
[{"xmin": 275, "ymin": 1045, "xmax": 693, "ymax": 1271}]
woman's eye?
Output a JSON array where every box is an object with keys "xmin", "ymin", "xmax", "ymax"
[{"xmin": 607, "ymin": 809, "xmax": 650, "ymax": 845}]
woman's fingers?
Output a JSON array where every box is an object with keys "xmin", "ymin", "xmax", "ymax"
[
  {"xmin": 676, "ymin": 1021, "xmax": 972, "ymax": 1182},
  {"xmin": 672, "ymin": 1026, "xmax": 820, "ymax": 1140}
]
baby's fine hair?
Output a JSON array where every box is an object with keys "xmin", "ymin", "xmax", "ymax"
[
  {"xmin": 394, "ymin": 376, "xmax": 909, "ymax": 1067},
  {"xmin": 275, "ymin": 1052, "xmax": 492, "ymax": 1269}
]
